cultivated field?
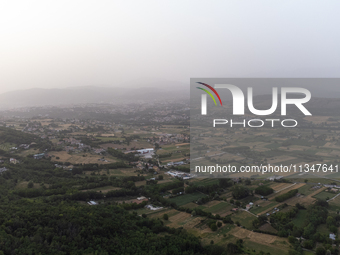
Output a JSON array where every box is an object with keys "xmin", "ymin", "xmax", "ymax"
[{"xmin": 169, "ymin": 192, "xmax": 207, "ymax": 206}]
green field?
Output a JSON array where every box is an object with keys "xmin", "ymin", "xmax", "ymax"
[
  {"xmin": 169, "ymin": 192, "xmax": 207, "ymax": 206},
  {"xmin": 105, "ymin": 168, "xmax": 138, "ymax": 177},
  {"xmin": 240, "ymin": 196, "xmax": 259, "ymax": 204},
  {"xmin": 329, "ymin": 203, "xmax": 340, "ymax": 213},
  {"xmin": 157, "ymin": 143, "xmax": 190, "ymax": 161},
  {"xmin": 230, "ymin": 211, "xmax": 257, "ymax": 229},
  {"xmin": 193, "ymin": 178, "xmax": 219, "ymax": 186},
  {"xmin": 297, "ymin": 184, "xmax": 318, "ymax": 196},
  {"xmin": 326, "ymin": 172, "xmax": 340, "ymax": 178},
  {"xmin": 0, "ymin": 143, "xmax": 16, "ymax": 151},
  {"xmin": 250, "ymin": 202, "xmax": 278, "ymax": 215},
  {"xmin": 292, "ymin": 210, "xmax": 308, "ymax": 228},
  {"xmin": 203, "ymin": 202, "xmax": 233, "ymax": 215},
  {"xmin": 316, "ymin": 224, "xmax": 330, "ymax": 235},
  {"xmin": 244, "ymin": 240, "xmax": 289, "ymax": 255},
  {"xmin": 95, "ymin": 136, "xmax": 120, "ymax": 142},
  {"xmin": 81, "ymin": 185, "xmax": 121, "ymax": 193},
  {"xmin": 313, "ymin": 191, "xmax": 336, "ymax": 200}
]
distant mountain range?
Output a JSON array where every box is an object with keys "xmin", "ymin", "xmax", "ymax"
[
  {"xmin": 0, "ymin": 82, "xmax": 190, "ymax": 108},
  {"xmin": 2, "ymin": 79, "xmax": 340, "ymax": 111}
]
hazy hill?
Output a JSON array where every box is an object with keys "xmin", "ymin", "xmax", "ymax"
[{"xmin": 0, "ymin": 83, "xmax": 189, "ymax": 108}]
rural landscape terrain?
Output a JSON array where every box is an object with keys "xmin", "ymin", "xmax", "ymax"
[{"xmin": 0, "ymin": 95, "xmax": 339, "ymax": 255}]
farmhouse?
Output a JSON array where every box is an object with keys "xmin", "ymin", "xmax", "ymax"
[
  {"xmin": 145, "ymin": 205, "xmax": 163, "ymax": 211},
  {"xmin": 136, "ymin": 148, "xmax": 154, "ymax": 159},
  {"xmin": 173, "ymin": 161, "xmax": 184, "ymax": 166},
  {"xmin": 137, "ymin": 196, "xmax": 147, "ymax": 201},
  {"xmin": 246, "ymin": 202, "xmax": 253, "ymax": 211},
  {"xmin": 94, "ymin": 148, "xmax": 105, "ymax": 154},
  {"xmin": 136, "ymin": 148, "xmax": 154, "ymax": 154},
  {"xmin": 10, "ymin": 158, "xmax": 19, "ymax": 164},
  {"xmin": 0, "ymin": 167, "xmax": 8, "ymax": 174},
  {"xmin": 19, "ymin": 144, "xmax": 30, "ymax": 149},
  {"xmin": 268, "ymin": 175, "xmax": 283, "ymax": 181},
  {"xmin": 166, "ymin": 170, "xmax": 193, "ymax": 179},
  {"xmin": 33, "ymin": 153, "xmax": 45, "ymax": 159}
]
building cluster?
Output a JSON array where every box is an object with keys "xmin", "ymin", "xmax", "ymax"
[
  {"xmin": 166, "ymin": 170, "xmax": 193, "ymax": 180},
  {"xmin": 166, "ymin": 161, "xmax": 186, "ymax": 167},
  {"xmin": 145, "ymin": 205, "xmax": 163, "ymax": 211},
  {"xmin": 152, "ymin": 133, "xmax": 189, "ymax": 145}
]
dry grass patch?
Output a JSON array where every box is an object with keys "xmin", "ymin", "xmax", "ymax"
[
  {"xmin": 16, "ymin": 181, "xmax": 49, "ymax": 189},
  {"xmin": 330, "ymin": 195, "xmax": 340, "ymax": 204},
  {"xmin": 231, "ymin": 227, "xmax": 283, "ymax": 245},
  {"xmin": 182, "ymin": 202, "xmax": 199, "ymax": 209},
  {"xmin": 100, "ymin": 134, "xmax": 115, "ymax": 137},
  {"xmin": 268, "ymin": 156, "xmax": 297, "ymax": 164},
  {"xmin": 100, "ymin": 140, "xmax": 152, "ymax": 150},
  {"xmin": 204, "ymin": 200, "xmax": 221, "ymax": 208},
  {"xmin": 269, "ymin": 183, "xmax": 305, "ymax": 200},
  {"xmin": 285, "ymin": 195, "xmax": 316, "ymax": 207},
  {"xmin": 304, "ymin": 116, "xmax": 332, "ymax": 124},
  {"xmin": 175, "ymin": 143, "xmax": 190, "ymax": 146},
  {"xmin": 285, "ymin": 187, "xmax": 326, "ymax": 206},
  {"xmin": 167, "ymin": 212, "xmax": 192, "ymax": 228},
  {"xmin": 51, "ymin": 151, "xmax": 115, "ymax": 164},
  {"xmin": 259, "ymin": 223, "xmax": 278, "ymax": 234},
  {"xmin": 270, "ymin": 183, "xmax": 292, "ymax": 191}
]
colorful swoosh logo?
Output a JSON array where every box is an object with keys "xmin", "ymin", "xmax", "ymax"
[{"xmin": 196, "ymin": 82, "xmax": 223, "ymax": 106}]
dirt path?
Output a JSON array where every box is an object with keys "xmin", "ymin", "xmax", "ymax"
[
  {"xmin": 241, "ymin": 209, "xmax": 258, "ymax": 218},
  {"xmin": 328, "ymin": 192, "xmax": 340, "ymax": 202},
  {"xmin": 274, "ymin": 183, "xmax": 297, "ymax": 193}
]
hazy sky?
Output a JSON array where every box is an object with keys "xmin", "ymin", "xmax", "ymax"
[{"xmin": 1, "ymin": 0, "xmax": 340, "ymax": 94}]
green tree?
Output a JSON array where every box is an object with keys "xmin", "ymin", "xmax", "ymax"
[
  {"xmin": 245, "ymin": 179, "xmax": 251, "ymax": 185},
  {"xmin": 316, "ymin": 247, "xmax": 326, "ymax": 255},
  {"xmin": 252, "ymin": 218, "xmax": 260, "ymax": 228},
  {"xmin": 288, "ymin": 236, "xmax": 296, "ymax": 244},
  {"xmin": 210, "ymin": 223, "xmax": 217, "ymax": 231},
  {"xmin": 326, "ymin": 216, "xmax": 335, "ymax": 228},
  {"xmin": 27, "ymin": 181, "xmax": 34, "ymax": 188},
  {"xmin": 232, "ymin": 186, "xmax": 250, "ymax": 199},
  {"xmin": 226, "ymin": 243, "xmax": 239, "ymax": 254}
]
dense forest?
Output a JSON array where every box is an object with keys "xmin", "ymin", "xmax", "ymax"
[{"xmin": 0, "ymin": 201, "xmax": 206, "ymax": 255}]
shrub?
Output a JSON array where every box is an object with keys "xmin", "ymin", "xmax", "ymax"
[
  {"xmin": 255, "ymin": 185, "xmax": 274, "ymax": 196},
  {"xmin": 275, "ymin": 189, "xmax": 298, "ymax": 202}
]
